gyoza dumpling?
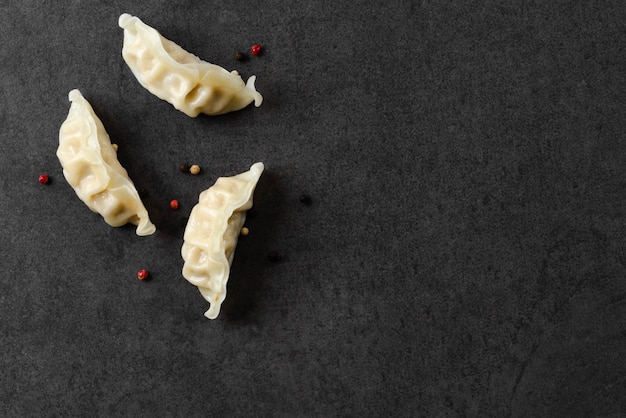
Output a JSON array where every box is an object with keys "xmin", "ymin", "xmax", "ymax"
[
  {"xmin": 57, "ymin": 89, "xmax": 156, "ymax": 236},
  {"xmin": 118, "ymin": 13, "xmax": 263, "ymax": 117},
  {"xmin": 181, "ymin": 162, "xmax": 264, "ymax": 319}
]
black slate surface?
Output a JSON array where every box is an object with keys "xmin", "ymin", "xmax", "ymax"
[{"xmin": 2, "ymin": 1, "xmax": 626, "ymax": 416}]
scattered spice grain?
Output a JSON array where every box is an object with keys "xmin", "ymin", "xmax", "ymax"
[
  {"xmin": 299, "ymin": 194, "xmax": 312, "ymax": 205},
  {"xmin": 137, "ymin": 269, "xmax": 149, "ymax": 280},
  {"xmin": 251, "ymin": 44, "xmax": 262, "ymax": 56},
  {"xmin": 234, "ymin": 52, "xmax": 248, "ymax": 61}
]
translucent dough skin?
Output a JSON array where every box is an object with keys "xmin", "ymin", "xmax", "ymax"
[
  {"xmin": 118, "ymin": 13, "xmax": 263, "ymax": 117},
  {"xmin": 57, "ymin": 89, "xmax": 156, "ymax": 236},
  {"xmin": 182, "ymin": 163, "xmax": 264, "ymax": 319}
]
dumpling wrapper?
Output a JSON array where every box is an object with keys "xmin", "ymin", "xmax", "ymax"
[
  {"xmin": 182, "ymin": 162, "xmax": 264, "ymax": 319},
  {"xmin": 57, "ymin": 89, "xmax": 156, "ymax": 236},
  {"xmin": 118, "ymin": 13, "xmax": 263, "ymax": 117}
]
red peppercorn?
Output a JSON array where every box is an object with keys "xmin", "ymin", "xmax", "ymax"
[
  {"xmin": 137, "ymin": 269, "xmax": 149, "ymax": 280},
  {"xmin": 251, "ymin": 44, "xmax": 262, "ymax": 56},
  {"xmin": 170, "ymin": 199, "xmax": 179, "ymax": 210},
  {"xmin": 38, "ymin": 174, "xmax": 49, "ymax": 185}
]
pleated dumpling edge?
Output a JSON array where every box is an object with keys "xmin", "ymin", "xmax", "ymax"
[
  {"xmin": 118, "ymin": 13, "xmax": 263, "ymax": 117},
  {"xmin": 57, "ymin": 89, "xmax": 156, "ymax": 236},
  {"xmin": 181, "ymin": 162, "xmax": 264, "ymax": 319}
]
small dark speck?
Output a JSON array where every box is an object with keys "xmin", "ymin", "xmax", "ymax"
[
  {"xmin": 268, "ymin": 251, "xmax": 282, "ymax": 263},
  {"xmin": 299, "ymin": 194, "xmax": 312, "ymax": 205},
  {"xmin": 234, "ymin": 52, "xmax": 249, "ymax": 61},
  {"xmin": 179, "ymin": 163, "xmax": 189, "ymax": 173}
]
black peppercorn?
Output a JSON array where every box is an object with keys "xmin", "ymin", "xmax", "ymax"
[
  {"xmin": 179, "ymin": 163, "xmax": 189, "ymax": 173},
  {"xmin": 234, "ymin": 52, "xmax": 248, "ymax": 61},
  {"xmin": 299, "ymin": 194, "xmax": 312, "ymax": 205}
]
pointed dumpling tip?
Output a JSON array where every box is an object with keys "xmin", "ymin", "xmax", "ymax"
[
  {"xmin": 118, "ymin": 13, "xmax": 134, "ymax": 29},
  {"xmin": 68, "ymin": 89, "xmax": 83, "ymax": 103},
  {"xmin": 136, "ymin": 219, "xmax": 156, "ymax": 236},
  {"xmin": 245, "ymin": 76, "xmax": 263, "ymax": 107},
  {"xmin": 250, "ymin": 162, "xmax": 264, "ymax": 174},
  {"xmin": 204, "ymin": 307, "xmax": 218, "ymax": 320}
]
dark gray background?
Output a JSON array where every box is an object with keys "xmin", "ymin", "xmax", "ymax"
[{"xmin": 1, "ymin": 1, "xmax": 625, "ymax": 416}]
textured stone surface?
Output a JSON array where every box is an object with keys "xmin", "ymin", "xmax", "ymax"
[{"xmin": 1, "ymin": 1, "xmax": 625, "ymax": 416}]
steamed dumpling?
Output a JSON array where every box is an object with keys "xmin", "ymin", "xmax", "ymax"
[
  {"xmin": 57, "ymin": 89, "xmax": 156, "ymax": 236},
  {"xmin": 118, "ymin": 13, "xmax": 263, "ymax": 117},
  {"xmin": 181, "ymin": 162, "xmax": 264, "ymax": 319}
]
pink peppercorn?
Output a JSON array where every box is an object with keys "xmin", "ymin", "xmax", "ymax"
[
  {"xmin": 38, "ymin": 174, "xmax": 49, "ymax": 184},
  {"xmin": 137, "ymin": 269, "xmax": 149, "ymax": 280},
  {"xmin": 170, "ymin": 199, "xmax": 179, "ymax": 210},
  {"xmin": 251, "ymin": 44, "xmax": 262, "ymax": 56}
]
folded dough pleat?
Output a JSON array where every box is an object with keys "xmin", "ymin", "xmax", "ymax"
[
  {"xmin": 182, "ymin": 162, "xmax": 264, "ymax": 319},
  {"xmin": 57, "ymin": 89, "xmax": 156, "ymax": 236},
  {"xmin": 118, "ymin": 13, "xmax": 263, "ymax": 117}
]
